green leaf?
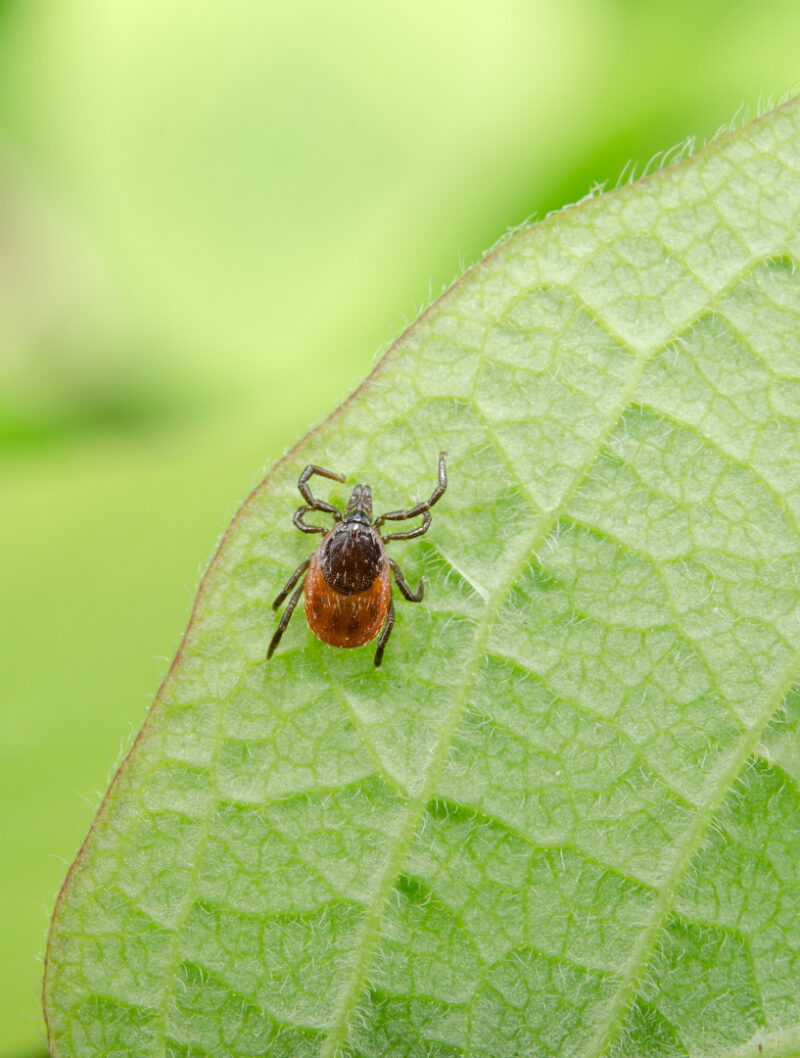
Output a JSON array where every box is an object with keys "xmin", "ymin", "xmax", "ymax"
[{"xmin": 44, "ymin": 98, "xmax": 800, "ymax": 1058}]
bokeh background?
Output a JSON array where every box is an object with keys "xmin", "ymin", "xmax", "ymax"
[{"xmin": 1, "ymin": 2, "xmax": 798, "ymax": 1054}]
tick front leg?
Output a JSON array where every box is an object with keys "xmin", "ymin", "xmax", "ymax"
[
  {"xmin": 390, "ymin": 558, "xmax": 425, "ymax": 602},
  {"xmin": 379, "ymin": 510, "xmax": 432, "ymax": 542},
  {"xmin": 375, "ymin": 451, "xmax": 447, "ymax": 541},
  {"xmin": 293, "ymin": 507, "xmax": 330, "ymax": 534},
  {"xmin": 272, "ymin": 557, "xmax": 311, "ymax": 609},
  {"xmin": 373, "ymin": 598, "xmax": 395, "ymax": 668},
  {"xmin": 297, "ymin": 464, "xmax": 346, "ymax": 517},
  {"xmin": 267, "ymin": 580, "xmax": 306, "ymax": 660}
]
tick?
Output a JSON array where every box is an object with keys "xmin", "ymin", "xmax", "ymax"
[{"xmin": 268, "ymin": 451, "xmax": 447, "ymax": 667}]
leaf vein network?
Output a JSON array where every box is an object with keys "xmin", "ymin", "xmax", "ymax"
[{"xmin": 317, "ymin": 335, "xmax": 658, "ymax": 1056}]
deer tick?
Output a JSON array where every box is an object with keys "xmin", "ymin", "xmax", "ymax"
[{"xmin": 268, "ymin": 451, "xmax": 447, "ymax": 667}]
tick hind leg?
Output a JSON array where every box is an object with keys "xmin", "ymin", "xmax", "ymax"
[
  {"xmin": 373, "ymin": 598, "xmax": 395, "ymax": 668},
  {"xmin": 391, "ymin": 558, "xmax": 425, "ymax": 602},
  {"xmin": 267, "ymin": 580, "xmax": 306, "ymax": 661},
  {"xmin": 375, "ymin": 451, "xmax": 447, "ymax": 542},
  {"xmin": 373, "ymin": 561, "xmax": 424, "ymax": 667},
  {"xmin": 272, "ymin": 557, "xmax": 310, "ymax": 610}
]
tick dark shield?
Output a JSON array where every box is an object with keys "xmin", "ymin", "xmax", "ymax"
[{"xmin": 305, "ymin": 522, "xmax": 391, "ymax": 648}]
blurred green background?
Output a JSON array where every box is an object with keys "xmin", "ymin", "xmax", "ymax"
[{"xmin": 1, "ymin": 2, "xmax": 798, "ymax": 1054}]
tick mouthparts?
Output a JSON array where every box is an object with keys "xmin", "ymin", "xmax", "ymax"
[{"xmin": 345, "ymin": 483, "xmax": 373, "ymax": 520}]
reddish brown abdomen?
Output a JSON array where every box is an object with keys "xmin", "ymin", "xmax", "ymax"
[{"xmin": 305, "ymin": 549, "xmax": 390, "ymax": 648}]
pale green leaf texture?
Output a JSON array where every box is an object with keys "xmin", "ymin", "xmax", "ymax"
[{"xmin": 45, "ymin": 100, "xmax": 800, "ymax": 1058}]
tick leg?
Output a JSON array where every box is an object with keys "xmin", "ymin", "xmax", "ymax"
[
  {"xmin": 297, "ymin": 464, "xmax": 346, "ymax": 518},
  {"xmin": 272, "ymin": 556, "xmax": 311, "ymax": 609},
  {"xmin": 373, "ymin": 598, "xmax": 395, "ymax": 668},
  {"xmin": 380, "ymin": 510, "xmax": 431, "ymax": 542},
  {"xmin": 267, "ymin": 580, "xmax": 306, "ymax": 660},
  {"xmin": 293, "ymin": 507, "xmax": 331, "ymax": 534},
  {"xmin": 391, "ymin": 558, "xmax": 424, "ymax": 602},
  {"xmin": 375, "ymin": 451, "xmax": 447, "ymax": 541}
]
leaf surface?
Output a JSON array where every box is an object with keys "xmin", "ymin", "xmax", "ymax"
[{"xmin": 45, "ymin": 99, "xmax": 800, "ymax": 1058}]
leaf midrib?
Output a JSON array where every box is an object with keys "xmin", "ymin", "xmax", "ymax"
[
  {"xmin": 320, "ymin": 315, "xmax": 800, "ymax": 1054},
  {"xmin": 319, "ymin": 334, "xmax": 657, "ymax": 1055}
]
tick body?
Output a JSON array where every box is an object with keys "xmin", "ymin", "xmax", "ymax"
[{"xmin": 268, "ymin": 451, "xmax": 447, "ymax": 667}]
